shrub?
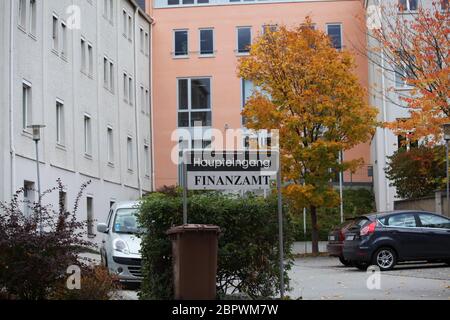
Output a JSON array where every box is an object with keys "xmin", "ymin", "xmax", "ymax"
[
  {"xmin": 0, "ymin": 180, "xmax": 94, "ymax": 300},
  {"xmin": 51, "ymin": 266, "xmax": 120, "ymax": 300},
  {"xmin": 291, "ymin": 188, "xmax": 376, "ymax": 241},
  {"xmin": 385, "ymin": 146, "xmax": 446, "ymax": 199},
  {"xmin": 138, "ymin": 189, "xmax": 294, "ymax": 300}
]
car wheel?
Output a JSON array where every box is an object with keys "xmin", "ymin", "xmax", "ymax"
[
  {"xmin": 339, "ymin": 256, "xmax": 352, "ymax": 267},
  {"xmin": 372, "ymin": 247, "xmax": 397, "ymax": 271},
  {"xmin": 355, "ymin": 262, "xmax": 368, "ymax": 271}
]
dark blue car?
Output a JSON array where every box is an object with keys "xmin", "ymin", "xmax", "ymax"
[{"xmin": 343, "ymin": 211, "xmax": 450, "ymax": 271}]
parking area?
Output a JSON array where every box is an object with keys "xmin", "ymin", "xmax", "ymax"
[{"xmin": 288, "ymin": 256, "xmax": 450, "ymax": 300}]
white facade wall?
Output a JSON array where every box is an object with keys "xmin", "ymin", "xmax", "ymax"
[
  {"xmin": 0, "ymin": 0, "xmax": 153, "ymax": 244},
  {"xmin": 366, "ymin": 0, "xmax": 436, "ymax": 211}
]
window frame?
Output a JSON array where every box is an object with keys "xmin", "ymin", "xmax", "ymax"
[
  {"xmin": 236, "ymin": 26, "xmax": 252, "ymax": 55},
  {"xmin": 56, "ymin": 99, "xmax": 65, "ymax": 146},
  {"xmin": 326, "ymin": 23, "xmax": 343, "ymax": 50},
  {"xmin": 173, "ymin": 29, "xmax": 189, "ymax": 58},
  {"xmin": 177, "ymin": 77, "xmax": 212, "ymax": 128},
  {"xmin": 199, "ymin": 28, "xmax": 215, "ymax": 57}
]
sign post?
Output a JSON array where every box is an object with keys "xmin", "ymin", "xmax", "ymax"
[{"xmin": 182, "ymin": 149, "xmax": 284, "ymax": 298}]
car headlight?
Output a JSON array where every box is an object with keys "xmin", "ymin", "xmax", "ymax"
[{"xmin": 113, "ymin": 239, "xmax": 130, "ymax": 255}]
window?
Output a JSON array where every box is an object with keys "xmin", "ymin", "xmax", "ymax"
[
  {"xmin": 127, "ymin": 137, "xmax": 133, "ymax": 171},
  {"xmin": 61, "ymin": 22, "xmax": 67, "ymax": 57},
  {"xmin": 168, "ymin": 0, "xmax": 209, "ymax": 4},
  {"xmin": 122, "ymin": 10, "xmax": 127, "ymax": 36},
  {"xmin": 87, "ymin": 197, "xmax": 94, "ymax": 237},
  {"xmin": 19, "ymin": 0, "xmax": 27, "ymax": 29},
  {"xmin": 107, "ymin": 127, "xmax": 114, "ymax": 164},
  {"xmin": 84, "ymin": 115, "xmax": 92, "ymax": 156},
  {"xmin": 418, "ymin": 214, "xmax": 450, "ymax": 229},
  {"xmin": 241, "ymin": 79, "xmax": 254, "ymax": 126},
  {"xmin": 237, "ymin": 27, "xmax": 251, "ymax": 54},
  {"xmin": 109, "ymin": 61, "xmax": 115, "ymax": 93},
  {"xmin": 140, "ymin": 86, "xmax": 145, "ymax": 113},
  {"xmin": 442, "ymin": 0, "xmax": 449, "ymax": 10},
  {"xmin": 145, "ymin": 89, "xmax": 150, "ymax": 114},
  {"xmin": 178, "ymin": 78, "xmax": 212, "ymax": 127},
  {"xmin": 140, "ymin": 28, "xmax": 144, "ymax": 52},
  {"xmin": 123, "ymin": 73, "xmax": 129, "ymax": 102},
  {"xmin": 398, "ymin": 0, "xmax": 418, "ymax": 11},
  {"xmin": 262, "ymin": 24, "xmax": 278, "ymax": 34},
  {"xmin": 104, "ymin": 57, "xmax": 109, "ymax": 87},
  {"xmin": 23, "ymin": 181, "xmax": 35, "ymax": 217},
  {"xmin": 174, "ymin": 30, "xmax": 188, "ymax": 57},
  {"xmin": 56, "ymin": 100, "xmax": 65, "ymax": 145},
  {"xmin": 129, "ymin": 77, "xmax": 133, "ymax": 105},
  {"xmin": 199, "ymin": 29, "xmax": 214, "ymax": 56},
  {"xmin": 30, "ymin": 0, "xmax": 37, "ymax": 35},
  {"xmin": 128, "ymin": 15, "xmax": 133, "ymax": 40},
  {"xmin": 145, "ymin": 32, "xmax": 149, "ymax": 55},
  {"xmin": 22, "ymin": 82, "xmax": 32, "ymax": 130},
  {"xmin": 144, "ymin": 144, "xmax": 150, "ymax": 177},
  {"xmin": 88, "ymin": 44, "xmax": 93, "ymax": 76},
  {"xmin": 384, "ymin": 214, "xmax": 417, "ymax": 228},
  {"xmin": 327, "ymin": 24, "xmax": 342, "ymax": 50},
  {"xmin": 52, "ymin": 15, "xmax": 59, "ymax": 51},
  {"xmin": 81, "ymin": 38, "xmax": 86, "ymax": 72}
]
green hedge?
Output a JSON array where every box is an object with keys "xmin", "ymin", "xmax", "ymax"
[
  {"xmin": 290, "ymin": 188, "xmax": 376, "ymax": 241},
  {"xmin": 138, "ymin": 189, "xmax": 294, "ymax": 300}
]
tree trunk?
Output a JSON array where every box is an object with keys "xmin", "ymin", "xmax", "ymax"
[{"xmin": 310, "ymin": 206, "xmax": 319, "ymax": 255}]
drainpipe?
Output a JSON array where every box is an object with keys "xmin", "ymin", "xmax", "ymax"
[
  {"xmin": 9, "ymin": 0, "xmax": 16, "ymax": 197},
  {"xmin": 149, "ymin": 18, "xmax": 155, "ymax": 192},
  {"xmin": 133, "ymin": 7, "xmax": 143, "ymax": 197},
  {"xmin": 380, "ymin": 48, "xmax": 390, "ymax": 211}
]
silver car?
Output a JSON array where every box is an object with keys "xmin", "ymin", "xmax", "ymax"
[{"xmin": 97, "ymin": 201, "xmax": 143, "ymax": 283}]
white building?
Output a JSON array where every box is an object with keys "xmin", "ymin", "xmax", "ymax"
[
  {"xmin": 0, "ymin": 0, "xmax": 153, "ymax": 240},
  {"xmin": 366, "ymin": 0, "xmax": 444, "ymax": 211}
]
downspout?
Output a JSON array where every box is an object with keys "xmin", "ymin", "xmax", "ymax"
[
  {"xmin": 380, "ymin": 47, "xmax": 390, "ymax": 210},
  {"xmin": 9, "ymin": 0, "xmax": 16, "ymax": 197},
  {"xmin": 133, "ymin": 7, "xmax": 143, "ymax": 197},
  {"xmin": 150, "ymin": 19, "xmax": 155, "ymax": 191}
]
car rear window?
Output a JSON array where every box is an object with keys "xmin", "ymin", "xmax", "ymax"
[{"xmin": 383, "ymin": 213, "xmax": 417, "ymax": 228}]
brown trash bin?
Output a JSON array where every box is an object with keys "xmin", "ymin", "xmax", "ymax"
[{"xmin": 167, "ymin": 224, "xmax": 221, "ymax": 300}]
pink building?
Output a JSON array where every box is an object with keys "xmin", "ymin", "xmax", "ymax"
[{"xmin": 147, "ymin": 0, "xmax": 372, "ymax": 188}]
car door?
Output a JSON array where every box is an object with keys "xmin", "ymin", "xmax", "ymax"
[
  {"xmin": 382, "ymin": 213, "xmax": 424, "ymax": 260},
  {"xmin": 417, "ymin": 213, "xmax": 450, "ymax": 259}
]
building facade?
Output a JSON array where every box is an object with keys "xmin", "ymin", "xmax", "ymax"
[
  {"xmin": 0, "ymin": 0, "xmax": 153, "ymax": 240},
  {"xmin": 147, "ymin": 0, "xmax": 373, "ymax": 188},
  {"xmin": 366, "ymin": 0, "xmax": 445, "ymax": 211}
]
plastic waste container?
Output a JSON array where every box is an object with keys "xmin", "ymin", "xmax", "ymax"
[{"xmin": 167, "ymin": 224, "xmax": 221, "ymax": 300}]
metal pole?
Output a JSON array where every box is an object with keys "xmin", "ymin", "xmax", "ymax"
[
  {"xmin": 303, "ymin": 207, "xmax": 307, "ymax": 254},
  {"xmin": 339, "ymin": 151, "xmax": 344, "ymax": 223},
  {"xmin": 277, "ymin": 158, "xmax": 285, "ymax": 299},
  {"xmin": 183, "ymin": 159, "xmax": 188, "ymax": 225},
  {"xmin": 446, "ymin": 141, "xmax": 449, "ymax": 217},
  {"xmin": 35, "ymin": 140, "xmax": 42, "ymax": 233}
]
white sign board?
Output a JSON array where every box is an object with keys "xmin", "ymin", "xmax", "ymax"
[{"xmin": 184, "ymin": 150, "xmax": 279, "ymax": 190}]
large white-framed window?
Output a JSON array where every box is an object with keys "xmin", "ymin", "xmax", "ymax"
[
  {"xmin": 177, "ymin": 77, "xmax": 212, "ymax": 128},
  {"xmin": 22, "ymin": 81, "xmax": 32, "ymax": 130},
  {"xmin": 128, "ymin": 15, "xmax": 133, "ymax": 41},
  {"xmin": 84, "ymin": 114, "xmax": 92, "ymax": 156},
  {"xmin": 326, "ymin": 23, "xmax": 342, "ymax": 50},
  {"xmin": 109, "ymin": 61, "xmax": 115, "ymax": 93},
  {"xmin": 104, "ymin": 57, "xmax": 115, "ymax": 93},
  {"xmin": 398, "ymin": 0, "xmax": 418, "ymax": 12},
  {"xmin": 123, "ymin": 72, "xmax": 129, "ymax": 102},
  {"xmin": 128, "ymin": 77, "xmax": 134, "ymax": 105},
  {"xmin": 174, "ymin": 29, "xmax": 189, "ymax": 57},
  {"xmin": 140, "ymin": 27, "xmax": 145, "ymax": 53},
  {"xmin": 107, "ymin": 126, "xmax": 114, "ymax": 164},
  {"xmin": 56, "ymin": 99, "xmax": 65, "ymax": 146},
  {"xmin": 81, "ymin": 38, "xmax": 87, "ymax": 72},
  {"xmin": 122, "ymin": 10, "xmax": 127, "ymax": 37},
  {"xmin": 236, "ymin": 26, "xmax": 252, "ymax": 54},
  {"xmin": 87, "ymin": 43, "xmax": 94, "ymax": 77},
  {"xmin": 199, "ymin": 28, "xmax": 214, "ymax": 56}
]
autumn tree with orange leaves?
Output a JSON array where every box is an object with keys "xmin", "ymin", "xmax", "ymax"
[
  {"xmin": 368, "ymin": 1, "xmax": 450, "ymax": 143},
  {"xmin": 238, "ymin": 19, "xmax": 378, "ymax": 254}
]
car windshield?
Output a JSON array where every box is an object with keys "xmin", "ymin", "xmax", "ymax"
[{"xmin": 113, "ymin": 209, "xmax": 142, "ymax": 234}]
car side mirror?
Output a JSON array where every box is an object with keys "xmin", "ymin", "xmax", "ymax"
[{"xmin": 97, "ymin": 223, "xmax": 108, "ymax": 234}]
